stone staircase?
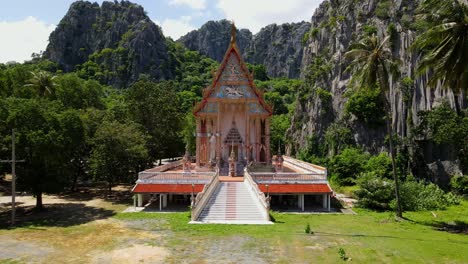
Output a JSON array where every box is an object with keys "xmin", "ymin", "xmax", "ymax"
[{"xmin": 195, "ymin": 182, "xmax": 271, "ymax": 224}]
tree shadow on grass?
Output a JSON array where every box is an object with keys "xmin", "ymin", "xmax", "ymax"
[
  {"xmin": 269, "ymin": 214, "xmax": 285, "ymax": 224},
  {"xmin": 0, "ymin": 203, "xmax": 115, "ymax": 229},
  {"xmin": 56, "ymin": 184, "xmax": 133, "ymax": 206},
  {"xmin": 403, "ymin": 216, "xmax": 468, "ymax": 235}
]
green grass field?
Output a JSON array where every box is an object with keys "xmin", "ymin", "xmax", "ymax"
[
  {"xmin": 1, "ymin": 197, "xmax": 467, "ymax": 263},
  {"xmin": 114, "ymin": 201, "xmax": 468, "ymax": 263}
]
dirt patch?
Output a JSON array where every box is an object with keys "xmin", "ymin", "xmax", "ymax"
[
  {"xmin": 164, "ymin": 236, "xmax": 269, "ymax": 264},
  {"xmin": 0, "ymin": 234, "xmax": 55, "ymax": 263},
  {"xmin": 92, "ymin": 244, "xmax": 169, "ymax": 264}
]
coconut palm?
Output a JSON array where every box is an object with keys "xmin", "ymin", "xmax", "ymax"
[
  {"xmin": 24, "ymin": 71, "xmax": 57, "ymax": 97},
  {"xmin": 414, "ymin": 0, "xmax": 468, "ymax": 94},
  {"xmin": 345, "ymin": 34, "xmax": 403, "ymax": 218}
]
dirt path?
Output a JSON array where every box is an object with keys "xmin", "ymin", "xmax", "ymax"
[{"xmin": 0, "ymin": 184, "xmax": 174, "ymax": 263}]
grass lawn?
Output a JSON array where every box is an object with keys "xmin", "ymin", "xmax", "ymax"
[
  {"xmin": 329, "ymin": 182, "xmax": 359, "ymax": 198},
  {"xmin": 113, "ymin": 201, "xmax": 468, "ymax": 263},
  {"xmin": 1, "ymin": 194, "xmax": 467, "ymax": 263}
]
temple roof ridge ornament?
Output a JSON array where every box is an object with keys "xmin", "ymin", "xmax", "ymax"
[{"xmin": 230, "ymin": 21, "xmax": 236, "ymax": 44}]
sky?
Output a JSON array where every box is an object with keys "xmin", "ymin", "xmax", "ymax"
[{"xmin": 0, "ymin": 0, "xmax": 322, "ymax": 63}]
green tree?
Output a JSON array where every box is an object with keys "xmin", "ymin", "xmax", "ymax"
[
  {"xmin": 126, "ymin": 80, "xmax": 183, "ymax": 161},
  {"xmin": 329, "ymin": 147, "xmax": 370, "ymax": 185},
  {"xmin": 1, "ymin": 98, "xmax": 77, "ymax": 209},
  {"xmin": 89, "ymin": 120, "xmax": 148, "ymax": 193},
  {"xmin": 345, "ymin": 34, "xmax": 403, "ymax": 217},
  {"xmin": 55, "ymin": 73, "xmax": 105, "ymax": 109},
  {"xmin": 247, "ymin": 64, "xmax": 269, "ymax": 81},
  {"xmin": 270, "ymin": 114, "xmax": 290, "ymax": 154},
  {"xmin": 24, "ymin": 71, "xmax": 57, "ymax": 97},
  {"xmin": 414, "ymin": 0, "xmax": 468, "ymax": 97},
  {"xmin": 415, "ymin": 102, "xmax": 468, "ymax": 172}
]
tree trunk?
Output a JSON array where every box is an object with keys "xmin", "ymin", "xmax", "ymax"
[
  {"xmin": 71, "ymin": 167, "xmax": 80, "ymax": 192},
  {"xmin": 382, "ymin": 91, "xmax": 403, "ymax": 218},
  {"xmin": 35, "ymin": 191, "xmax": 43, "ymax": 211},
  {"xmin": 386, "ymin": 116, "xmax": 403, "ymax": 218},
  {"xmin": 108, "ymin": 181, "xmax": 112, "ymax": 194}
]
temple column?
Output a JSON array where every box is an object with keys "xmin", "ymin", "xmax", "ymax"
[
  {"xmin": 216, "ymin": 103, "xmax": 222, "ymax": 166},
  {"xmin": 256, "ymin": 117, "xmax": 261, "ymax": 162},
  {"xmin": 137, "ymin": 194, "xmax": 143, "ymax": 207},
  {"xmin": 265, "ymin": 117, "xmax": 271, "ymax": 164},
  {"xmin": 246, "ymin": 115, "xmax": 250, "ymax": 162},
  {"xmin": 196, "ymin": 118, "xmax": 201, "ymax": 167},
  {"xmin": 207, "ymin": 118, "xmax": 212, "ymax": 164}
]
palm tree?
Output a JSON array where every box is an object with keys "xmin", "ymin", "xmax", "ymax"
[
  {"xmin": 24, "ymin": 71, "xmax": 57, "ymax": 97},
  {"xmin": 345, "ymin": 34, "xmax": 403, "ymax": 218},
  {"xmin": 414, "ymin": 0, "xmax": 468, "ymax": 96}
]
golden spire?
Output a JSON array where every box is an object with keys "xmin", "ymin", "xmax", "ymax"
[{"xmin": 230, "ymin": 21, "xmax": 236, "ymax": 44}]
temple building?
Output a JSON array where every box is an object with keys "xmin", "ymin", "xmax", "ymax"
[
  {"xmin": 132, "ymin": 24, "xmax": 333, "ymax": 224},
  {"xmin": 192, "ymin": 24, "xmax": 272, "ymax": 174}
]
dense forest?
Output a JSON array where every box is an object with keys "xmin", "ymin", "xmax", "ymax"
[{"xmin": 0, "ymin": 0, "xmax": 467, "ymax": 214}]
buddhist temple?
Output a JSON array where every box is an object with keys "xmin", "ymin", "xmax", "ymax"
[
  {"xmin": 192, "ymin": 23, "xmax": 272, "ymax": 174},
  {"xmin": 132, "ymin": 23, "xmax": 333, "ymax": 224}
]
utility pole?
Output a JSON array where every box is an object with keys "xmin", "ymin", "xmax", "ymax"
[{"xmin": 1, "ymin": 129, "xmax": 25, "ymax": 226}]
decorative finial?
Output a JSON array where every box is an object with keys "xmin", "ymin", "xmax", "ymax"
[
  {"xmin": 230, "ymin": 21, "xmax": 236, "ymax": 44},
  {"xmin": 230, "ymin": 140, "xmax": 236, "ymax": 159}
]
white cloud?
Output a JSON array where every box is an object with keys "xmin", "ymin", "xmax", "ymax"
[
  {"xmin": 216, "ymin": 0, "xmax": 321, "ymax": 33},
  {"xmin": 0, "ymin": 16, "xmax": 55, "ymax": 63},
  {"xmin": 169, "ymin": 0, "xmax": 207, "ymax": 10},
  {"xmin": 155, "ymin": 16, "xmax": 196, "ymax": 39}
]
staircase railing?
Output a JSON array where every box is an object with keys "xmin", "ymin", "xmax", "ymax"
[
  {"xmin": 244, "ymin": 168, "xmax": 270, "ymax": 221},
  {"xmin": 191, "ymin": 167, "xmax": 220, "ymax": 221}
]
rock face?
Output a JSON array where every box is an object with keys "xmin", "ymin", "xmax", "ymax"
[
  {"xmin": 44, "ymin": 1, "xmax": 171, "ymax": 87},
  {"xmin": 178, "ymin": 20, "xmax": 310, "ymax": 78},
  {"xmin": 178, "ymin": 20, "xmax": 252, "ymax": 63},
  {"xmin": 287, "ymin": 0, "xmax": 467, "ymax": 182},
  {"xmin": 244, "ymin": 22, "xmax": 310, "ymax": 79}
]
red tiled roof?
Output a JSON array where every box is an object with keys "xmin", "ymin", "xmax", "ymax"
[
  {"xmin": 258, "ymin": 184, "xmax": 332, "ymax": 194},
  {"xmin": 132, "ymin": 184, "xmax": 205, "ymax": 193}
]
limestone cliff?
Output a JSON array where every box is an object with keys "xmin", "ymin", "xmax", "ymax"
[
  {"xmin": 244, "ymin": 22, "xmax": 310, "ymax": 79},
  {"xmin": 178, "ymin": 20, "xmax": 252, "ymax": 63},
  {"xmin": 287, "ymin": 0, "xmax": 466, "ymax": 183},
  {"xmin": 44, "ymin": 1, "xmax": 171, "ymax": 87},
  {"xmin": 178, "ymin": 20, "xmax": 310, "ymax": 78}
]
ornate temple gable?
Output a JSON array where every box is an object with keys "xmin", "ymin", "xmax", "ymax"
[{"xmin": 194, "ymin": 23, "xmax": 272, "ymax": 116}]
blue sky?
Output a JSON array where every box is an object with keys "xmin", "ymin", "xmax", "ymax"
[{"xmin": 0, "ymin": 0, "xmax": 321, "ymax": 63}]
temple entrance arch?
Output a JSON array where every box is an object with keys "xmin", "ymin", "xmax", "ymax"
[{"xmin": 223, "ymin": 122, "xmax": 243, "ymax": 162}]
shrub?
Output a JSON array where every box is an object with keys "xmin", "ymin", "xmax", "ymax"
[
  {"xmin": 302, "ymin": 32, "xmax": 309, "ymax": 46},
  {"xmin": 329, "ymin": 148, "xmax": 370, "ymax": 185},
  {"xmin": 375, "ymin": 0, "xmax": 392, "ymax": 19},
  {"xmin": 387, "ymin": 23, "xmax": 398, "ymax": 51},
  {"xmin": 450, "ymin": 175, "xmax": 468, "ymax": 196},
  {"xmin": 356, "ymin": 173, "xmax": 460, "ymax": 211},
  {"xmin": 338, "ymin": 248, "xmax": 348, "ymax": 261},
  {"xmin": 355, "ymin": 172, "xmax": 394, "ymax": 210},
  {"xmin": 393, "ymin": 177, "xmax": 460, "ymax": 211},
  {"xmin": 362, "ymin": 24, "xmax": 377, "ymax": 36},
  {"xmin": 364, "ymin": 152, "xmax": 392, "ymax": 179},
  {"xmin": 345, "ymin": 88, "xmax": 385, "ymax": 127}
]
